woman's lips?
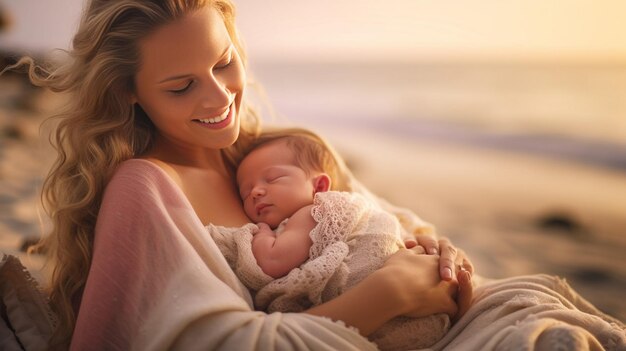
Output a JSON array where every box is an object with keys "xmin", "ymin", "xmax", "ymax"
[{"xmin": 193, "ymin": 102, "xmax": 235, "ymax": 130}]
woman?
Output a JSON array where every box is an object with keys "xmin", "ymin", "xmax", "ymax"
[{"xmin": 17, "ymin": 0, "xmax": 472, "ymax": 349}]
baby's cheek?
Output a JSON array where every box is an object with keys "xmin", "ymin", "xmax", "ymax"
[{"xmin": 243, "ymin": 202, "xmax": 254, "ymax": 219}]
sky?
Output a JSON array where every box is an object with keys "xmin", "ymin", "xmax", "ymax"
[{"xmin": 1, "ymin": 0, "xmax": 625, "ymax": 63}]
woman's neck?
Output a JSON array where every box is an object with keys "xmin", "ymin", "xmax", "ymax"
[
  {"xmin": 141, "ymin": 137, "xmax": 250, "ymax": 227},
  {"xmin": 147, "ymin": 136, "xmax": 229, "ymax": 174}
]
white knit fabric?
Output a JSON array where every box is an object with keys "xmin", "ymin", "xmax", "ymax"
[{"xmin": 209, "ymin": 191, "xmax": 450, "ymax": 350}]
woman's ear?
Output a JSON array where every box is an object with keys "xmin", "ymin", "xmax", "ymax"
[{"xmin": 313, "ymin": 174, "xmax": 331, "ymax": 193}]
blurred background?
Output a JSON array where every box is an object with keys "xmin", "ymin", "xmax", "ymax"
[{"xmin": 1, "ymin": 0, "xmax": 625, "ymax": 321}]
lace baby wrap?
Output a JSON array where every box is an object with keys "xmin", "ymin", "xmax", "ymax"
[{"xmin": 209, "ymin": 191, "xmax": 450, "ymax": 350}]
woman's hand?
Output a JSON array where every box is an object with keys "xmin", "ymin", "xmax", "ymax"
[
  {"xmin": 404, "ymin": 234, "xmax": 438, "ymax": 255},
  {"xmin": 305, "ymin": 245, "xmax": 470, "ymax": 335},
  {"xmin": 454, "ymin": 269, "xmax": 473, "ymax": 323},
  {"xmin": 404, "ymin": 235, "xmax": 474, "ymax": 322},
  {"xmin": 379, "ymin": 246, "xmax": 459, "ymax": 319},
  {"xmin": 405, "ymin": 236, "xmax": 475, "ymax": 281}
]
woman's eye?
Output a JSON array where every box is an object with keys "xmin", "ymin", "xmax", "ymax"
[
  {"xmin": 216, "ymin": 55, "xmax": 233, "ymax": 70},
  {"xmin": 168, "ymin": 81, "xmax": 193, "ymax": 95}
]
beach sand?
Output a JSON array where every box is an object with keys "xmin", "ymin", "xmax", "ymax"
[{"xmin": 1, "ymin": 78, "xmax": 625, "ymax": 322}]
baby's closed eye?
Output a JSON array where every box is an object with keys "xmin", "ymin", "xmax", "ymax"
[{"xmin": 268, "ymin": 175, "xmax": 287, "ymax": 183}]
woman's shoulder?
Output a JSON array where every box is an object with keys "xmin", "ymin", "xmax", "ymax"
[
  {"xmin": 104, "ymin": 158, "xmax": 185, "ymax": 204},
  {"xmin": 135, "ymin": 157, "xmax": 183, "ymax": 184},
  {"xmin": 112, "ymin": 158, "xmax": 178, "ymax": 185}
]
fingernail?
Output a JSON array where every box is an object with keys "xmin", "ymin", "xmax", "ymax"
[
  {"xmin": 443, "ymin": 267, "xmax": 452, "ymax": 280},
  {"xmin": 429, "ymin": 248, "xmax": 438, "ymax": 255}
]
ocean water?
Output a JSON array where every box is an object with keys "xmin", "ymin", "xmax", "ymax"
[{"xmin": 249, "ymin": 60, "xmax": 626, "ymax": 171}]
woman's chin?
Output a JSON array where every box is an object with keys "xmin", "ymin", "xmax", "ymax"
[
  {"xmin": 212, "ymin": 118, "xmax": 241, "ymax": 149},
  {"xmin": 225, "ymin": 113, "xmax": 242, "ymax": 146}
]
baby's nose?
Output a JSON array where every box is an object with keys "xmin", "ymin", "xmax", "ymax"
[{"xmin": 251, "ymin": 186, "xmax": 265, "ymax": 198}]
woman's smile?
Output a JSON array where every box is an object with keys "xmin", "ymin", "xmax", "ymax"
[{"xmin": 193, "ymin": 100, "xmax": 235, "ymax": 130}]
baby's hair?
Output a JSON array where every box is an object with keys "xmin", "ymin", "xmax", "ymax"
[{"xmin": 242, "ymin": 128, "xmax": 354, "ymax": 191}]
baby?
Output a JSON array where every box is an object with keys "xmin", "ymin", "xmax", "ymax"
[{"xmin": 209, "ymin": 129, "xmax": 450, "ymax": 350}]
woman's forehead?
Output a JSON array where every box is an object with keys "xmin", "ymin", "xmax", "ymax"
[{"xmin": 136, "ymin": 6, "xmax": 231, "ymax": 81}]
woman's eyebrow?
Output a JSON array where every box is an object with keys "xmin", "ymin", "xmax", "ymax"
[
  {"xmin": 157, "ymin": 43, "xmax": 233, "ymax": 84},
  {"xmin": 158, "ymin": 73, "xmax": 193, "ymax": 84}
]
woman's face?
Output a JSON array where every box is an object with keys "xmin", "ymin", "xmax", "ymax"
[{"xmin": 134, "ymin": 6, "xmax": 245, "ymax": 154}]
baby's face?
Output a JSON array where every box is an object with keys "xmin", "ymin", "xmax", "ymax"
[{"xmin": 237, "ymin": 141, "xmax": 317, "ymax": 228}]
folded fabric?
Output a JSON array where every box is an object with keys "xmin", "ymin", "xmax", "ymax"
[
  {"xmin": 0, "ymin": 253, "xmax": 57, "ymax": 351},
  {"xmin": 432, "ymin": 274, "xmax": 626, "ymax": 350}
]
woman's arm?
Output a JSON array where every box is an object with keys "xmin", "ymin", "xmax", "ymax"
[
  {"xmin": 306, "ymin": 246, "xmax": 459, "ymax": 336},
  {"xmin": 251, "ymin": 205, "xmax": 315, "ymax": 278}
]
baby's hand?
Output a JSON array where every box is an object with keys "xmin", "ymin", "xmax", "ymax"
[{"xmin": 254, "ymin": 222, "xmax": 274, "ymax": 236}]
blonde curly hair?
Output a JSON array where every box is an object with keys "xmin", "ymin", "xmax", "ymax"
[{"xmin": 5, "ymin": 0, "xmax": 259, "ymax": 348}]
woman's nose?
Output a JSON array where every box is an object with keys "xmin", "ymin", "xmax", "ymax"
[{"xmin": 200, "ymin": 75, "xmax": 232, "ymax": 110}]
